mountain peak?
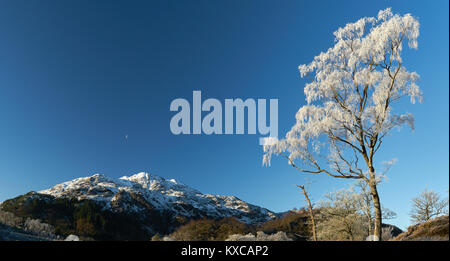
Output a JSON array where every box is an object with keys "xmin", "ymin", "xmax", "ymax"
[{"xmin": 38, "ymin": 172, "xmax": 276, "ymax": 224}]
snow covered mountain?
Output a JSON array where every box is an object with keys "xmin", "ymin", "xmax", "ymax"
[{"xmin": 38, "ymin": 172, "xmax": 276, "ymax": 224}]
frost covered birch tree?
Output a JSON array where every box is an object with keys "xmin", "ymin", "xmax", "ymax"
[{"xmin": 263, "ymin": 8, "xmax": 421, "ymax": 240}]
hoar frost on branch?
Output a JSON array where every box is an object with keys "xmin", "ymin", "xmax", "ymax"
[
  {"xmin": 262, "ymin": 8, "xmax": 421, "ymax": 240},
  {"xmin": 263, "ymin": 8, "xmax": 421, "ymax": 181}
]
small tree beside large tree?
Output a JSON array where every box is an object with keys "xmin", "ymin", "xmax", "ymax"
[
  {"xmin": 263, "ymin": 8, "xmax": 421, "ymax": 240},
  {"xmin": 410, "ymin": 189, "xmax": 449, "ymax": 224}
]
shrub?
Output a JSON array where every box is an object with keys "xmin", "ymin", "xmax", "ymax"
[
  {"xmin": 259, "ymin": 210, "xmax": 311, "ymax": 240},
  {"xmin": 170, "ymin": 217, "xmax": 251, "ymax": 241},
  {"xmin": 23, "ymin": 218, "xmax": 56, "ymax": 238},
  {"xmin": 151, "ymin": 233, "xmax": 162, "ymax": 241},
  {"xmin": 226, "ymin": 231, "xmax": 293, "ymax": 241}
]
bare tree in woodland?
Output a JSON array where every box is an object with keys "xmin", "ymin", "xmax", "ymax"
[
  {"xmin": 316, "ymin": 188, "xmax": 367, "ymax": 241},
  {"xmin": 0, "ymin": 210, "xmax": 23, "ymax": 228},
  {"xmin": 23, "ymin": 218, "xmax": 56, "ymax": 238},
  {"xmin": 297, "ymin": 184, "xmax": 317, "ymax": 241},
  {"xmin": 355, "ymin": 180, "xmax": 374, "ymax": 236},
  {"xmin": 355, "ymin": 180, "xmax": 396, "ymax": 237},
  {"xmin": 410, "ymin": 189, "xmax": 449, "ymax": 224},
  {"xmin": 314, "ymin": 183, "xmax": 397, "ymax": 241},
  {"xmin": 263, "ymin": 8, "xmax": 421, "ymax": 240}
]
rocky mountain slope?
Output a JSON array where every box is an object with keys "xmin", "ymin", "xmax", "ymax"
[
  {"xmin": 0, "ymin": 172, "xmax": 275, "ymax": 240},
  {"xmin": 39, "ymin": 172, "xmax": 275, "ymax": 223},
  {"xmin": 393, "ymin": 215, "xmax": 449, "ymax": 241}
]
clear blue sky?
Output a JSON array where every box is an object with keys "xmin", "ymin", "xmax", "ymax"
[{"xmin": 0, "ymin": 0, "xmax": 448, "ymax": 229}]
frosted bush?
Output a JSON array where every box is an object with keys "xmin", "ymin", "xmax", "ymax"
[
  {"xmin": 226, "ymin": 231, "xmax": 293, "ymax": 241},
  {"xmin": 226, "ymin": 233, "xmax": 256, "ymax": 241},
  {"xmin": 23, "ymin": 218, "xmax": 56, "ymax": 238},
  {"xmin": 65, "ymin": 234, "xmax": 80, "ymax": 241},
  {"xmin": 162, "ymin": 236, "xmax": 175, "ymax": 241}
]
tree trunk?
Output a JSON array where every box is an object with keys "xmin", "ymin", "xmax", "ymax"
[
  {"xmin": 368, "ymin": 178, "xmax": 382, "ymax": 241},
  {"xmin": 298, "ymin": 185, "xmax": 317, "ymax": 241},
  {"xmin": 367, "ymin": 215, "xmax": 373, "ymax": 237}
]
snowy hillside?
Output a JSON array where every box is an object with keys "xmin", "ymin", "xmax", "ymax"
[{"xmin": 39, "ymin": 172, "xmax": 276, "ymax": 224}]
